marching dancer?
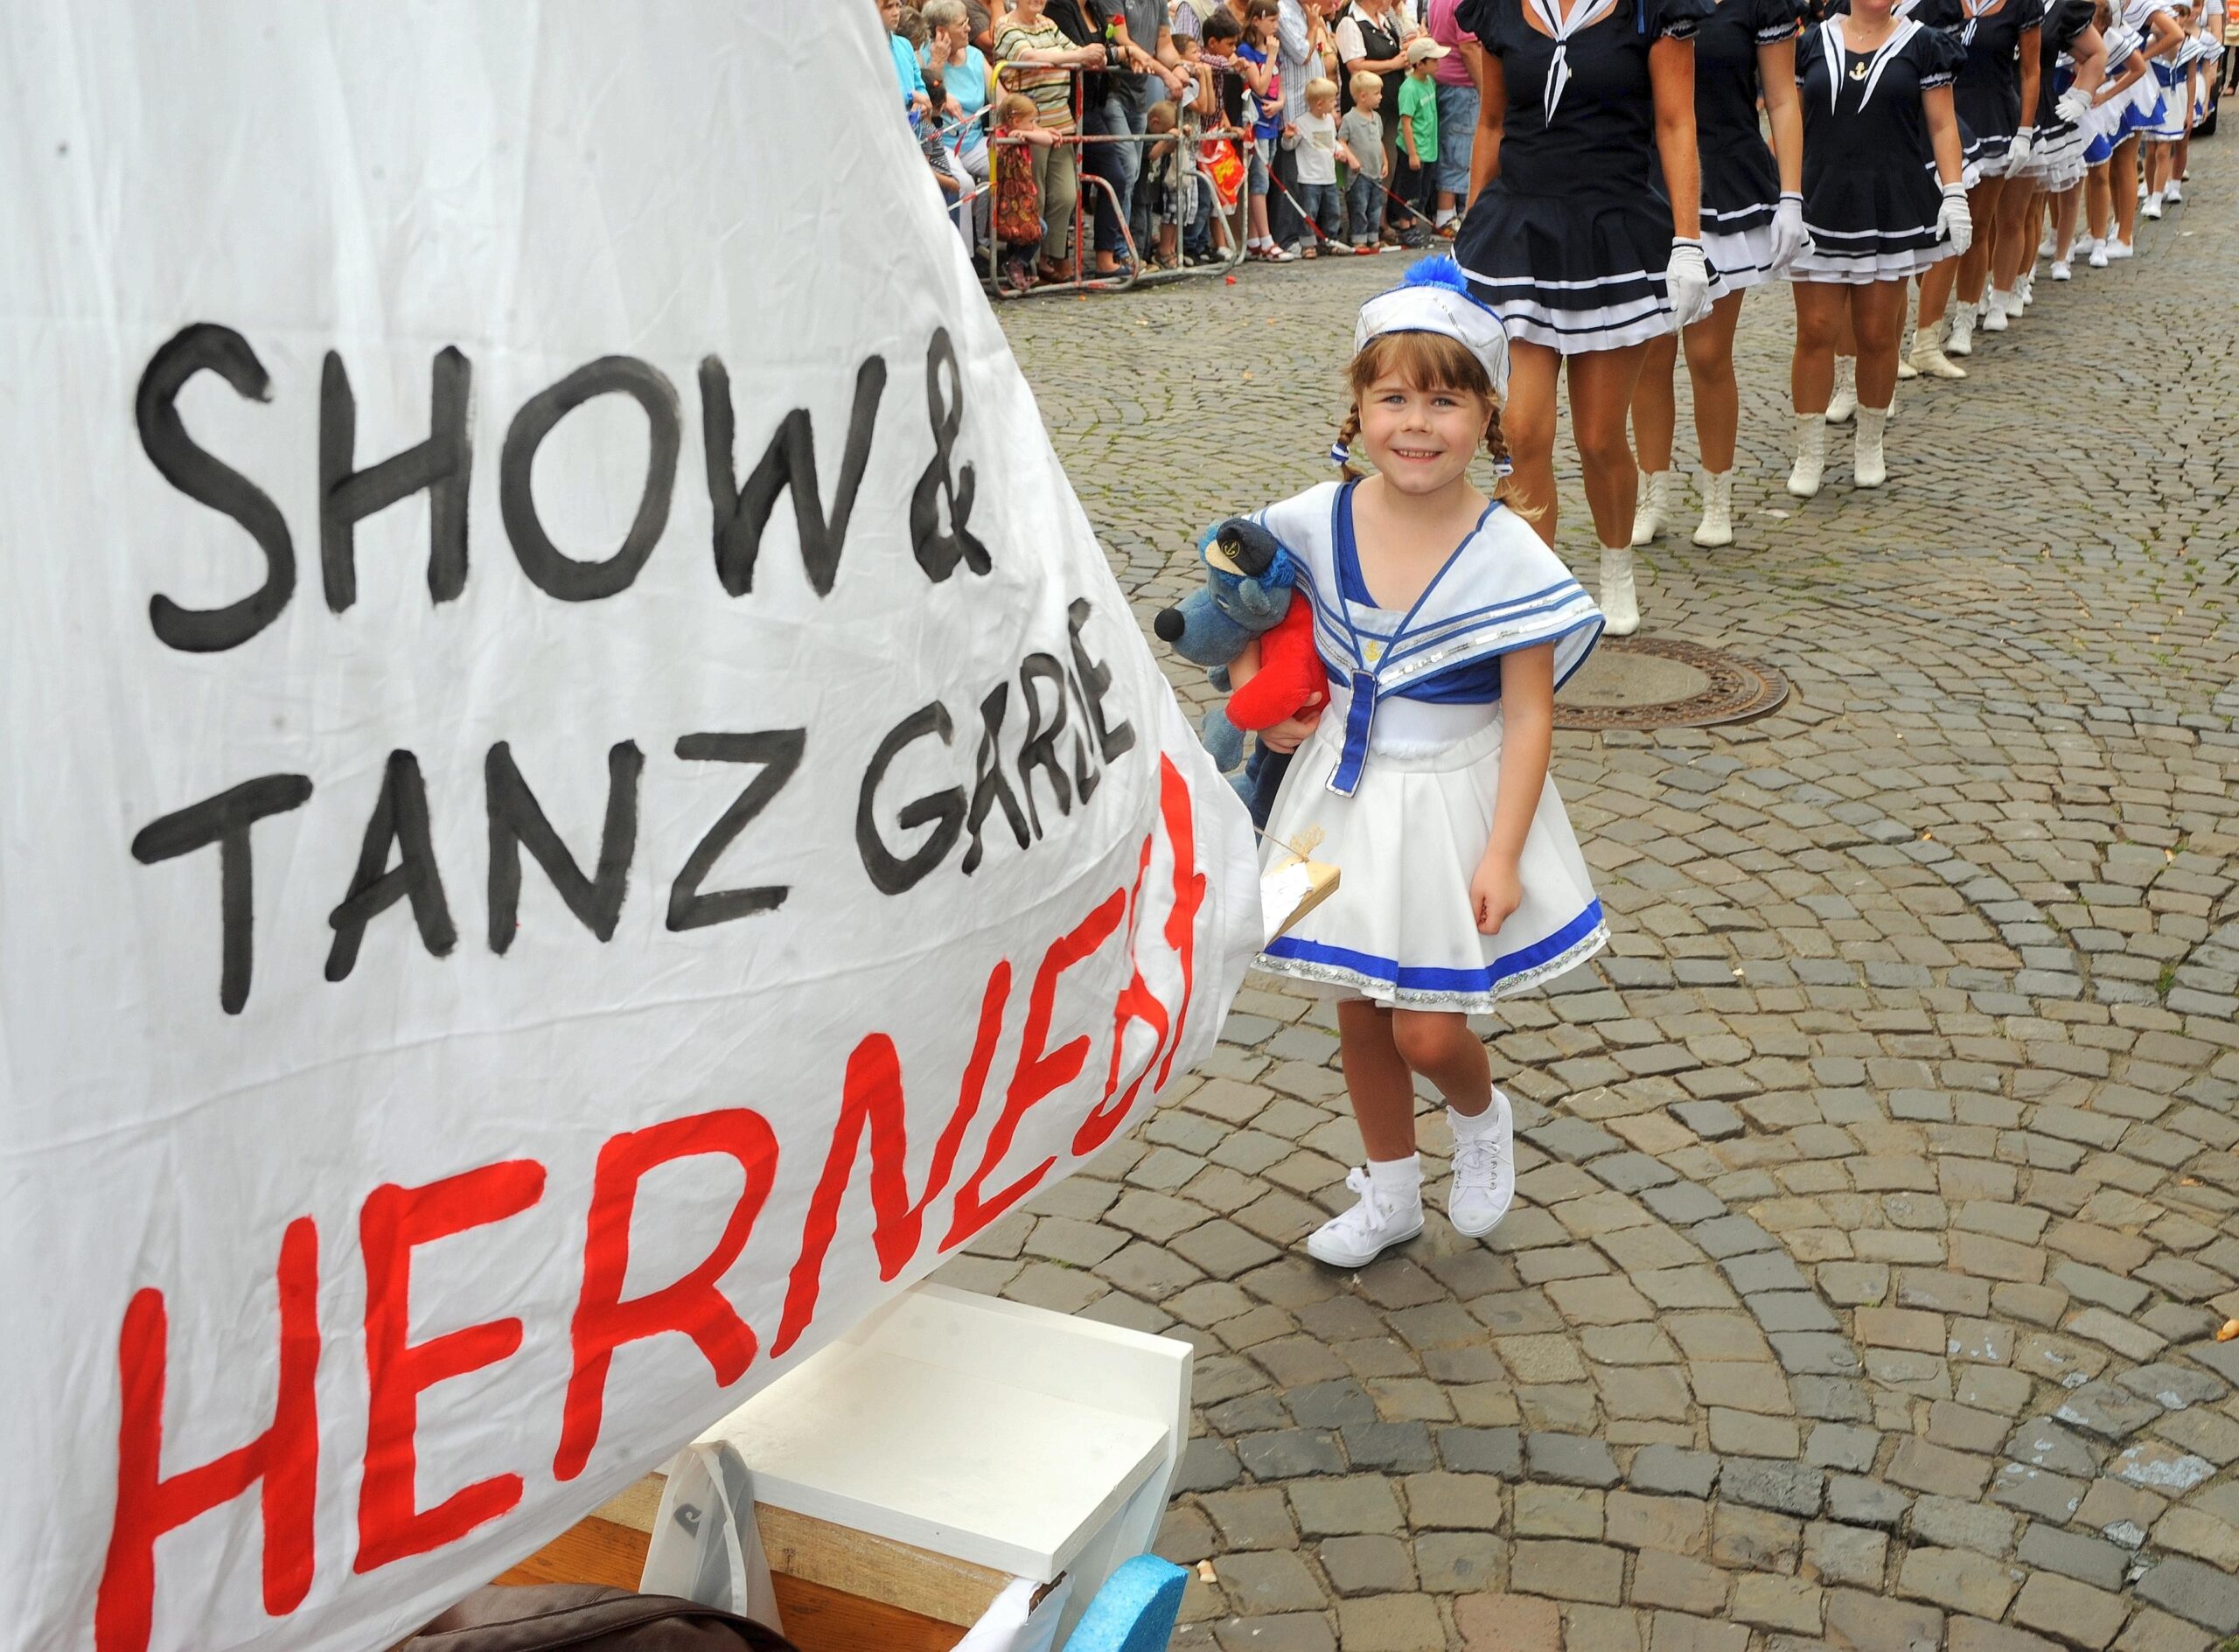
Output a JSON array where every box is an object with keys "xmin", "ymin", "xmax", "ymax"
[
  {"xmin": 1787, "ymin": 0, "xmax": 1971, "ymax": 495},
  {"xmin": 2012, "ymin": 0, "xmax": 2107, "ymax": 268},
  {"xmin": 1937, "ymin": 0, "xmax": 2042, "ymax": 359},
  {"xmin": 2143, "ymin": 1, "xmax": 2199, "ymax": 209},
  {"xmin": 1454, "ymin": 0, "xmax": 1717, "ymax": 636},
  {"xmin": 2110, "ymin": 0, "xmax": 2182, "ymax": 249},
  {"xmin": 1240, "ymin": 262, "xmax": 1607, "ymax": 1265},
  {"xmin": 1629, "ymin": 0, "xmax": 1810, "ymax": 545}
]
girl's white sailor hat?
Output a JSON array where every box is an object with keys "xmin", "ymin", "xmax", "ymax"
[{"xmin": 1354, "ymin": 255, "xmax": 1510, "ymax": 394}]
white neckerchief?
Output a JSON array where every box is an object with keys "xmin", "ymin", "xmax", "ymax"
[
  {"xmin": 1960, "ymin": 0, "xmax": 1999, "ymax": 45},
  {"xmin": 1822, "ymin": 14, "xmax": 1922, "ymax": 109},
  {"xmin": 1525, "ymin": 0, "xmax": 1627, "ymax": 124}
]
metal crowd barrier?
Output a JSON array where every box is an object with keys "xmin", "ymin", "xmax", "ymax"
[{"xmin": 974, "ymin": 59, "xmax": 1252, "ymax": 299}]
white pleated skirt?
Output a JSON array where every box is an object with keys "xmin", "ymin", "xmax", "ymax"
[
  {"xmin": 1704, "ymin": 220, "xmax": 1782, "ymax": 293},
  {"xmin": 1253, "ymin": 711, "xmax": 1608, "ymax": 1013}
]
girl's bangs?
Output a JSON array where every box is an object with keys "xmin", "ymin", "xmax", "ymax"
[{"xmin": 1352, "ymin": 330, "xmax": 1494, "ymax": 399}]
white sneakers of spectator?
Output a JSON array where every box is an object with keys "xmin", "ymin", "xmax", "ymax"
[{"xmin": 1304, "ymin": 1095, "xmax": 1517, "ymax": 1267}]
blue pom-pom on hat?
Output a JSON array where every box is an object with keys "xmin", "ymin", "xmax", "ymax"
[{"xmin": 1397, "ymin": 254, "xmax": 1478, "ymax": 299}]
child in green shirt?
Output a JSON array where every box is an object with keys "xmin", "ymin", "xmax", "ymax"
[{"xmin": 1393, "ymin": 37, "xmax": 1446, "ymax": 247}]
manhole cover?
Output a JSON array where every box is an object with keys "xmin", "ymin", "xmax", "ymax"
[{"xmin": 1555, "ymin": 637, "xmax": 1789, "ymax": 731}]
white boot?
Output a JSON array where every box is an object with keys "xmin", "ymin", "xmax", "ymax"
[
  {"xmin": 2050, "ymin": 257, "xmax": 2072, "ymax": 281},
  {"xmin": 1600, "ymin": 545, "xmax": 1642, "ymax": 636},
  {"xmin": 1789, "ymin": 414, "xmax": 1827, "ymax": 498},
  {"xmin": 1854, "ymin": 403, "xmax": 1889, "ymax": 488},
  {"xmin": 2166, "ymin": 179, "xmax": 2184, "ymax": 203},
  {"xmin": 1825, "ymin": 359, "xmax": 1858, "ymax": 423},
  {"xmin": 1629, "ymin": 469, "xmax": 1672, "ymax": 546},
  {"xmin": 1982, "ymin": 289, "xmax": 2012, "ymax": 331},
  {"xmin": 1897, "ymin": 321, "xmax": 1920, "ymax": 379},
  {"xmin": 1693, "ymin": 469, "xmax": 1734, "ymax": 547},
  {"xmin": 1947, "ymin": 303, "xmax": 1977, "ymax": 356},
  {"xmin": 2144, "ymin": 191, "xmax": 2165, "ymax": 220},
  {"xmin": 1306, "ymin": 1159, "xmax": 1424, "ymax": 1267},
  {"xmin": 1446, "ymin": 1094, "xmax": 1517, "ymax": 1237},
  {"xmin": 2109, "ymin": 239, "xmax": 2135, "ymax": 260},
  {"xmin": 1911, "ymin": 317, "xmax": 1966, "ymax": 379},
  {"xmin": 2089, "ymin": 240, "xmax": 2110, "ymax": 268},
  {"xmin": 2018, "ymin": 271, "xmax": 2035, "ymax": 307}
]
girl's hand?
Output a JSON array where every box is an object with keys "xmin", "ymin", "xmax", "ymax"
[
  {"xmin": 1470, "ymin": 855, "xmax": 1523, "ymax": 936},
  {"xmin": 1257, "ymin": 694, "xmax": 1326, "ymax": 754}
]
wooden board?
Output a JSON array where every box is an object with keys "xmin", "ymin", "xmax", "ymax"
[
  {"xmin": 489, "ymin": 1480, "xmax": 1001, "ymax": 1649},
  {"xmin": 757, "ymin": 1504, "xmax": 1011, "ymax": 1628}
]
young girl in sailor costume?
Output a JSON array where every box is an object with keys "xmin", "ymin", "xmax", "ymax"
[
  {"xmin": 1452, "ymin": 0, "xmax": 1715, "ymax": 639},
  {"xmin": 2075, "ymin": 0, "xmax": 2145, "ymax": 267},
  {"xmin": 2143, "ymin": 2, "xmax": 2199, "ymax": 209},
  {"xmin": 1785, "ymin": 0, "xmax": 1972, "ymax": 497},
  {"xmin": 1235, "ymin": 261, "xmax": 1607, "ymax": 1267},
  {"xmin": 1628, "ymin": 0, "xmax": 1810, "ymax": 547}
]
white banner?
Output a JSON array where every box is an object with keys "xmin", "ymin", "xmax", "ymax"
[{"xmin": 0, "ymin": 8, "xmax": 1260, "ymax": 1651}]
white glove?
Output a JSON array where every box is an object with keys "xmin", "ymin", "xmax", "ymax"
[
  {"xmin": 2055, "ymin": 87, "xmax": 2094, "ymax": 124},
  {"xmin": 1768, "ymin": 192, "xmax": 1811, "ymax": 274},
  {"xmin": 1936, "ymin": 183, "xmax": 1974, "ymax": 256},
  {"xmin": 1664, "ymin": 237, "xmax": 1712, "ymax": 329},
  {"xmin": 2006, "ymin": 126, "xmax": 2035, "ymax": 167}
]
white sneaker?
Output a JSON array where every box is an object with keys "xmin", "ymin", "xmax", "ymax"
[
  {"xmin": 2038, "ymin": 228, "xmax": 2056, "ymax": 257},
  {"xmin": 2089, "ymin": 243, "xmax": 2110, "ymax": 268},
  {"xmin": 1982, "ymin": 290, "xmax": 2011, "ymax": 332},
  {"xmin": 2051, "ymin": 260, "xmax": 2072, "ymax": 281},
  {"xmin": 2019, "ymin": 273, "xmax": 2034, "ymax": 307},
  {"xmin": 1789, "ymin": 414, "xmax": 1826, "ymax": 498},
  {"xmin": 1947, "ymin": 303, "xmax": 1977, "ymax": 356},
  {"xmin": 1693, "ymin": 469, "xmax": 1734, "ymax": 547},
  {"xmin": 1825, "ymin": 359, "xmax": 1858, "ymax": 423},
  {"xmin": 2144, "ymin": 192, "xmax": 2165, "ymax": 220},
  {"xmin": 2166, "ymin": 180, "xmax": 2184, "ymax": 203},
  {"xmin": 1600, "ymin": 546, "xmax": 1642, "ymax": 636},
  {"xmin": 1306, "ymin": 1167, "xmax": 1424, "ymax": 1267},
  {"xmin": 2109, "ymin": 239, "xmax": 2135, "ymax": 260},
  {"xmin": 1447, "ymin": 1095, "xmax": 1517, "ymax": 1237}
]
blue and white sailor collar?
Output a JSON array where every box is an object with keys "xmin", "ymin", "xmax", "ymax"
[{"xmin": 1287, "ymin": 480, "xmax": 1603, "ymax": 797}]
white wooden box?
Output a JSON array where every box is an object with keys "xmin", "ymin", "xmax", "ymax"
[{"xmin": 695, "ymin": 1282, "xmax": 1194, "ymax": 1636}]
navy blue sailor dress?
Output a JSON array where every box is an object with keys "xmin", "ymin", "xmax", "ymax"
[{"xmin": 1454, "ymin": 0, "xmax": 1723, "ymax": 353}]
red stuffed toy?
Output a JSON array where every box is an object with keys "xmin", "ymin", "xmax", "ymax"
[{"xmin": 1225, "ymin": 601, "xmax": 1327, "ymax": 736}]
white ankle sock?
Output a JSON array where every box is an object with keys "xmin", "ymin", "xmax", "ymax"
[
  {"xmin": 1449, "ymin": 1104, "xmax": 1499, "ymax": 1141},
  {"xmin": 1369, "ymin": 1154, "xmax": 1423, "ymax": 1206}
]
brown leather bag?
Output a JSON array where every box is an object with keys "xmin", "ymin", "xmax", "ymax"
[{"xmin": 403, "ymin": 1586, "xmax": 799, "ymax": 1652}]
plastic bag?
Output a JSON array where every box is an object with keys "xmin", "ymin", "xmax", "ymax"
[{"xmin": 638, "ymin": 1443, "xmax": 785, "ymax": 1636}]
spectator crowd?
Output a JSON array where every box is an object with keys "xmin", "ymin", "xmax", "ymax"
[{"xmin": 875, "ymin": 0, "xmax": 1482, "ymax": 289}]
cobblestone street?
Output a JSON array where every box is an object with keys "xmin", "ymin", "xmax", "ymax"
[{"xmin": 944, "ymin": 141, "xmax": 2239, "ymax": 1652}]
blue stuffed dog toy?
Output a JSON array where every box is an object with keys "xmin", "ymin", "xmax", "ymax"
[{"xmin": 1152, "ymin": 519, "xmax": 1297, "ymax": 820}]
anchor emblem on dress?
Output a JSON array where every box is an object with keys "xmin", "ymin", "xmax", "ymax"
[{"xmin": 1849, "ymin": 59, "xmax": 1870, "ymax": 78}]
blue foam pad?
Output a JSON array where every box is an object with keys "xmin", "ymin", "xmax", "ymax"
[{"xmin": 1062, "ymin": 1555, "xmax": 1190, "ymax": 1652}]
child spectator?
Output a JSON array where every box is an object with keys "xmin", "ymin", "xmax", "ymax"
[
  {"xmin": 1294, "ymin": 76, "xmax": 1346, "ymax": 255},
  {"xmin": 917, "ymin": 66, "xmax": 970, "ymax": 239},
  {"xmin": 1340, "ymin": 71, "xmax": 1389, "ymax": 253},
  {"xmin": 1144, "ymin": 100, "xmax": 1188, "ymax": 267},
  {"xmin": 1236, "ymin": 0, "xmax": 1295, "ymax": 259},
  {"xmin": 1392, "ymin": 36, "xmax": 1443, "ymax": 247},
  {"xmin": 992, "ymin": 92, "xmax": 1054, "ymax": 291}
]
